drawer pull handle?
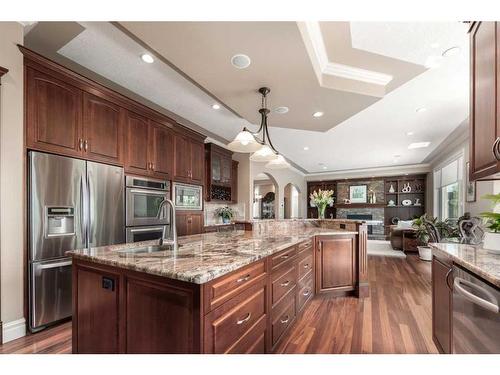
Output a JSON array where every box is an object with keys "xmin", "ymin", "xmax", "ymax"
[
  {"xmin": 236, "ymin": 274, "xmax": 251, "ymax": 283},
  {"xmin": 303, "ymin": 290, "xmax": 310, "ymax": 296},
  {"xmin": 280, "ymin": 280, "xmax": 291, "ymax": 287},
  {"xmin": 281, "ymin": 254, "xmax": 290, "ymax": 259},
  {"xmin": 236, "ymin": 312, "xmax": 252, "ymax": 325},
  {"xmin": 303, "ymin": 264, "xmax": 309, "ymax": 269},
  {"xmin": 280, "ymin": 315, "xmax": 290, "ymax": 324}
]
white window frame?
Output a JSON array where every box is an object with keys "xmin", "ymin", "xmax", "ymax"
[{"xmin": 433, "ymin": 151, "xmax": 465, "ymax": 221}]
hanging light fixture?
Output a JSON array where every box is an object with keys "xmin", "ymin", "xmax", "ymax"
[{"xmin": 228, "ymin": 87, "xmax": 288, "ymax": 168}]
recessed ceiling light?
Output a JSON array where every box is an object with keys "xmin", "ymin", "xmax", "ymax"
[
  {"xmin": 322, "ymin": 166, "xmax": 327, "ymax": 170},
  {"xmin": 212, "ymin": 104, "xmax": 220, "ymax": 110},
  {"xmin": 312, "ymin": 111, "xmax": 324, "ymax": 118},
  {"xmin": 408, "ymin": 142, "xmax": 431, "ymax": 150},
  {"xmin": 303, "ymin": 146, "xmax": 309, "ymax": 151},
  {"xmin": 231, "ymin": 54, "xmax": 251, "ymax": 69},
  {"xmin": 442, "ymin": 46, "xmax": 461, "ymax": 57},
  {"xmin": 141, "ymin": 53, "xmax": 154, "ymax": 64},
  {"xmin": 407, "ymin": 131, "xmax": 414, "ymax": 136},
  {"xmin": 275, "ymin": 106, "xmax": 289, "ymax": 114},
  {"xmin": 416, "ymin": 107, "xmax": 427, "ymax": 113}
]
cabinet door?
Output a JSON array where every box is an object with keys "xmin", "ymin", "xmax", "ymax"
[
  {"xmin": 190, "ymin": 140, "xmax": 205, "ymax": 185},
  {"xmin": 470, "ymin": 22, "xmax": 500, "ymax": 180},
  {"xmin": 151, "ymin": 122, "xmax": 174, "ymax": 179},
  {"xmin": 211, "ymin": 152, "xmax": 222, "ymax": 184},
  {"xmin": 75, "ymin": 267, "xmax": 119, "ymax": 353},
  {"xmin": 316, "ymin": 236, "xmax": 355, "ymax": 293},
  {"xmin": 83, "ymin": 93, "xmax": 123, "ymax": 165},
  {"xmin": 221, "ymin": 154, "xmax": 232, "ymax": 185},
  {"xmin": 26, "ymin": 67, "xmax": 83, "ymax": 157},
  {"xmin": 231, "ymin": 160, "xmax": 238, "ymax": 203},
  {"xmin": 173, "ymin": 134, "xmax": 191, "ymax": 182},
  {"xmin": 176, "ymin": 212, "xmax": 188, "ymax": 236},
  {"xmin": 432, "ymin": 257, "xmax": 452, "ymax": 354},
  {"xmin": 187, "ymin": 213, "xmax": 203, "ymax": 235},
  {"xmin": 124, "ymin": 111, "xmax": 151, "ymax": 177}
]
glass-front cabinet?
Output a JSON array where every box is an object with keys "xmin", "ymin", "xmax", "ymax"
[{"xmin": 205, "ymin": 143, "xmax": 235, "ymax": 202}]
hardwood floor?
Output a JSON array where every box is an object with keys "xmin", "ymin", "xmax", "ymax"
[
  {"xmin": 275, "ymin": 254, "xmax": 438, "ymax": 354},
  {"xmin": 0, "ymin": 254, "xmax": 436, "ymax": 354}
]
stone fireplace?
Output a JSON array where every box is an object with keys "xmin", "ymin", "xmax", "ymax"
[{"xmin": 337, "ymin": 207, "xmax": 385, "ymax": 240}]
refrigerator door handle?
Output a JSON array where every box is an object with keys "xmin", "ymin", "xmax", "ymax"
[
  {"xmin": 87, "ymin": 171, "xmax": 93, "ymax": 246},
  {"xmin": 80, "ymin": 174, "xmax": 88, "ymax": 247},
  {"xmin": 39, "ymin": 260, "xmax": 72, "ymax": 270}
]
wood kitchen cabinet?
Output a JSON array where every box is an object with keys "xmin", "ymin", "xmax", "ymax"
[
  {"xmin": 315, "ymin": 235, "xmax": 357, "ymax": 294},
  {"xmin": 173, "ymin": 132, "xmax": 205, "ymax": 185},
  {"xmin": 469, "ymin": 22, "xmax": 500, "ymax": 180},
  {"xmin": 205, "ymin": 143, "xmax": 236, "ymax": 202},
  {"xmin": 124, "ymin": 111, "xmax": 174, "ymax": 179},
  {"xmin": 176, "ymin": 212, "xmax": 203, "ymax": 236},
  {"xmin": 432, "ymin": 255, "xmax": 453, "ymax": 354},
  {"xmin": 26, "ymin": 67, "xmax": 84, "ymax": 158},
  {"xmin": 231, "ymin": 160, "xmax": 239, "ymax": 203}
]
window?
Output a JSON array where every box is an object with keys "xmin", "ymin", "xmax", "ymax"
[{"xmin": 433, "ymin": 155, "xmax": 464, "ymax": 221}]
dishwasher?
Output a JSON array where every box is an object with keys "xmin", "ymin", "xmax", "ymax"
[{"xmin": 452, "ymin": 264, "xmax": 500, "ymax": 353}]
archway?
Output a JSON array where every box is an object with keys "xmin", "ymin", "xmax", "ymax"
[
  {"xmin": 252, "ymin": 172, "xmax": 278, "ymax": 219},
  {"xmin": 284, "ymin": 183, "xmax": 301, "ymax": 219}
]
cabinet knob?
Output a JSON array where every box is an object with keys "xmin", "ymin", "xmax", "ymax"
[
  {"xmin": 79, "ymin": 138, "xmax": 83, "ymax": 151},
  {"xmin": 83, "ymin": 140, "xmax": 88, "ymax": 152}
]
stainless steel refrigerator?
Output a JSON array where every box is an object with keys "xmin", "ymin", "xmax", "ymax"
[{"xmin": 28, "ymin": 151, "xmax": 124, "ymax": 332}]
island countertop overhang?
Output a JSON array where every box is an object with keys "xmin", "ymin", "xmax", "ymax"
[{"xmin": 67, "ymin": 228, "xmax": 359, "ymax": 284}]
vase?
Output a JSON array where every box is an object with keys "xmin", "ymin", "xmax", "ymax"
[
  {"xmin": 318, "ymin": 204, "xmax": 326, "ymax": 219},
  {"xmin": 222, "ymin": 217, "xmax": 231, "ymax": 224}
]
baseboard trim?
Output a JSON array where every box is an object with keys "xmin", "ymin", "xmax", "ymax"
[{"xmin": 2, "ymin": 318, "xmax": 26, "ymax": 343}]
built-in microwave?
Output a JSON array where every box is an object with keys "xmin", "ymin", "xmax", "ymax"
[
  {"xmin": 125, "ymin": 176, "xmax": 171, "ymax": 227},
  {"xmin": 173, "ymin": 182, "xmax": 203, "ymax": 211}
]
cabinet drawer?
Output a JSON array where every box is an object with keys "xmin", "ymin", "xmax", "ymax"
[
  {"xmin": 226, "ymin": 314, "xmax": 266, "ymax": 354},
  {"xmin": 298, "ymin": 240, "xmax": 312, "ymax": 254},
  {"xmin": 271, "ymin": 264, "xmax": 297, "ymax": 306},
  {"xmin": 297, "ymin": 274, "xmax": 314, "ymax": 312},
  {"xmin": 204, "ymin": 260, "xmax": 266, "ymax": 313},
  {"xmin": 271, "ymin": 246, "xmax": 297, "ymax": 270},
  {"xmin": 298, "ymin": 253, "xmax": 313, "ymax": 280},
  {"xmin": 204, "ymin": 285, "xmax": 266, "ymax": 354},
  {"xmin": 271, "ymin": 292, "xmax": 296, "ymax": 346}
]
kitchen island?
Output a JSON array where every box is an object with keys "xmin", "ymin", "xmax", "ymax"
[{"xmin": 68, "ymin": 220, "xmax": 368, "ymax": 354}]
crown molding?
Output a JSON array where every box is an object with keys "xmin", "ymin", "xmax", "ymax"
[{"xmin": 299, "ymin": 21, "xmax": 393, "ymax": 86}]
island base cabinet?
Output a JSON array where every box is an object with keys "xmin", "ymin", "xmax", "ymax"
[{"xmin": 432, "ymin": 256, "xmax": 453, "ymax": 354}]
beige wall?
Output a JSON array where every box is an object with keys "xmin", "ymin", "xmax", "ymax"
[{"xmin": 0, "ymin": 22, "xmax": 25, "ymax": 339}]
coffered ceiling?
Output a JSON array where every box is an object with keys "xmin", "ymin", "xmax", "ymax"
[{"xmin": 25, "ymin": 21, "xmax": 469, "ymax": 174}]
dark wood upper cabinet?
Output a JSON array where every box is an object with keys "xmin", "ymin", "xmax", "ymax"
[
  {"xmin": 83, "ymin": 93, "xmax": 123, "ymax": 165},
  {"xmin": 315, "ymin": 235, "xmax": 356, "ymax": 294},
  {"xmin": 231, "ymin": 160, "xmax": 239, "ymax": 203},
  {"xmin": 26, "ymin": 67, "xmax": 83, "ymax": 157},
  {"xmin": 124, "ymin": 110, "xmax": 150, "ymax": 176},
  {"xmin": 205, "ymin": 143, "xmax": 235, "ymax": 202},
  {"xmin": 432, "ymin": 256, "xmax": 453, "ymax": 354},
  {"xmin": 150, "ymin": 122, "xmax": 174, "ymax": 180},
  {"xmin": 469, "ymin": 22, "xmax": 500, "ymax": 180},
  {"xmin": 173, "ymin": 132, "xmax": 205, "ymax": 185},
  {"xmin": 190, "ymin": 140, "xmax": 205, "ymax": 185}
]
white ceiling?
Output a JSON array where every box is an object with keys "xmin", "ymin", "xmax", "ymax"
[{"xmin": 55, "ymin": 21, "xmax": 469, "ymax": 174}]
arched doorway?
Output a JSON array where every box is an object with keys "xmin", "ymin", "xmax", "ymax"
[
  {"xmin": 253, "ymin": 173, "xmax": 278, "ymax": 219},
  {"xmin": 284, "ymin": 183, "xmax": 301, "ymax": 219}
]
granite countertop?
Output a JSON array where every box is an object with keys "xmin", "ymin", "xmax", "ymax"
[
  {"xmin": 67, "ymin": 228, "xmax": 357, "ymax": 284},
  {"xmin": 430, "ymin": 243, "xmax": 500, "ymax": 288}
]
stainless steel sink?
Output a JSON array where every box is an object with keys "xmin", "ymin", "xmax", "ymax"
[{"xmin": 117, "ymin": 244, "xmax": 179, "ymax": 256}]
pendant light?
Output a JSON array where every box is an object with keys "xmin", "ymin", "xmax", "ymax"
[{"xmin": 228, "ymin": 87, "xmax": 288, "ymax": 168}]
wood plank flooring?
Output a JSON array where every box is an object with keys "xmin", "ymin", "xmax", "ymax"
[{"xmin": 0, "ymin": 254, "xmax": 437, "ymax": 354}]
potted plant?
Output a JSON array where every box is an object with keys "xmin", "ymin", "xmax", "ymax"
[
  {"xmin": 412, "ymin": 214, "xmax": 433, "ymax": 261},
  {"xmin": 214, "ymin": 206, "xmax": 235, "ymax": 224},
  {"xmin": 309, "ymin": 189, "xmax": 334, "ymax": 219},
  {"xmin": 480, "ymin": 193, "xmax": 500, "ymax": 252}
]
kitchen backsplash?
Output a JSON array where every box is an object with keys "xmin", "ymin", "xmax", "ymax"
[{"xmin": 204, "ymin": 202, "xmax": 246, "ymax": 226}]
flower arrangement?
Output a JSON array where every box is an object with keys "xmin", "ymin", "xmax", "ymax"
[
  {"xmin": 214, "ymin": 206, "xmax": 235, "ymax": 224},
  {"xmin": 309, "ymin": 189, "xmax": 334, "ymax": 219}
]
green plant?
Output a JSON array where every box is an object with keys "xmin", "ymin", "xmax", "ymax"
[
  {"xmin": 412, "ymin": 214, "xmax": 459, "ymax": 245},
  {"xmin": 214, "ymin": 206, "xmax": 235, "ymax": 221},
  {"xmin": 480, "ymin": 193, "xmax": 500, "ymax": 232}
]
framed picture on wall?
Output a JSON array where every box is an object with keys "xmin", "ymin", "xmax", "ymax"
[
  {"xmin": 466, "ymin": 162, "xmax": 476, "ymax": 202},
  {"xmin": 349, "ymin": 185, "xmax": 367, "ymax": 203}
]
